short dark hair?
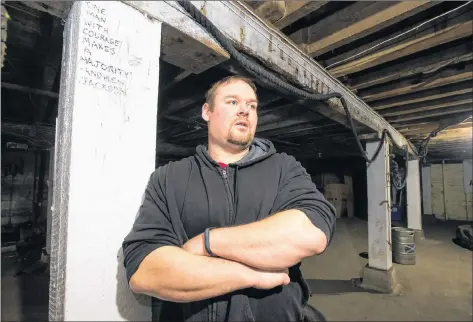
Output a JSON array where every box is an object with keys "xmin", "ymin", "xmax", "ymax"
[{"xmin": 205, "ymin": 76, "xmax": 257, "ymax": 110}]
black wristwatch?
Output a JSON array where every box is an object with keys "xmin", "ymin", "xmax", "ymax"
[{"xmin": 204, "ymin": 227, "xmax": 218, "ymax": 257}]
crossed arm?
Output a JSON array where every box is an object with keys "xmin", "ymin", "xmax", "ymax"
[
  {"xmin": 123, "ymin": 157, "xmax": 336, "ymax": 303},
  {"xmin": 183, "ymin": 209, "xmax": 328, "ymax": 270}
]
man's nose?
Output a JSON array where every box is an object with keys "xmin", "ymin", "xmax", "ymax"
[{"xmin": 237, "ymin": 103, "xmax": 249, "ymax": 115}]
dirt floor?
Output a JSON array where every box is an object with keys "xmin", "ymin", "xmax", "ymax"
[
  {"xmin": 303, "ymin": 216, "xmax": 473, "ymax": 321},
  {"xmin": 1, "ymin": 216, "xmax": 472, "ymax": 321}
]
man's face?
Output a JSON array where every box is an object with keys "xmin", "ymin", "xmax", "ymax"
[{"xmin": 202, "ymin": 80, "xmax": 258, "ymax": 149}]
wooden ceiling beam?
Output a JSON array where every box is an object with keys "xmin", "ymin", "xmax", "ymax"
[
  {"xmin": 1, "ymin": 81, "xmax": 59, "ymax": 98},
  {"xmin": 359, "ymin": 61, "xmax": 473, "ymax": 102},
  {"xmin": 270, "ymin": 123, "xmax": 346, "ymax": 139},
  {"xmin": 371, "ymin": 81, "xmax": 473, "ymax": 110},
  {"xmin": 254, "ymin": 1, "xmax": 286, "ymax": 24},
  {"xmin": 328, "ymin": 8, "xmax": 473, "ymax": 77},
  {"xmin": 392, "ymin": 112, "xmax": 471, "ymax": 129},
  {"xmin": 19, "ymin": 1, "xmax": 71, "ymax": 18},
  {"xmin": 257, "ymin": 119, "xmax": 327, "ymax": 136},
  {"xmin": 323, "ymin": 5, "xmax": 472, "ymax": 70},
  {"xmin": 381, "ymin": 97, "xmax": 472, "ymax": 117},
  {"xmin": 35, "ymin": 17, "xmax": 63, "ymax": 123},
  {"xmin": 400, "ymin": 121, "xmax": 472, "ymax": 133},
  {"xmin": 386, "ymin": 104, "xmax": 472, "ymax": 122},
  {"xmin": 273, "ymin": 1, "xmax": 329, "ymax": 29},
  {"xmin": 291, "ymin": 2, "xmax": 394, "ymax": 44},
  {"xmin": 379, "ymin": 93, "xmax": 472, "ymax": 116},
  {"xmin": 347, "ymin": 42, "xmax": 473, "ymax": 90},
  {"xmin": 303, "ymin": 1, "xmax": 435, "ymax": 57},
  {"xmin": 161, "ymin": 94, "xmax": 203, "ymax": 117}
]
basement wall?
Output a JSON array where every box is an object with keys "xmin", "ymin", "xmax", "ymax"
[
  {"xmin": 1, "ymin": 149, "xmax": 50, "ymax": 231},
  {"xmin": 302, "ymin": 157, "xmax": 367, "ymax": 220},
  {"xmin": 422, "ymin": 160, "xmax": 473, "ymax": 221}
]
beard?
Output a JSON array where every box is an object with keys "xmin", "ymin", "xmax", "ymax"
[{"xmin": 227, "ymin": 126, "xmax": 253, "ymax": 147}]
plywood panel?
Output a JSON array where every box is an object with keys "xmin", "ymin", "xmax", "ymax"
[
  {"xmin": 444, "ymin": 164, "xmax": 468, "ymax": 220},
  {"xmin": 431, "ymin": 164, "xmax": 445, "ymax": 219}
]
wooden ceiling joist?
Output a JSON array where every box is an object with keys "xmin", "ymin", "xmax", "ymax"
[
  {"xmin": 387, "ymin": 104, "xmax": 472, "ymax": 123},
  {"xmin": 328, "ymin": 8, "xmax": 473, "ymax": 77},
  {"xmin": 399, "ymin": 122, "xmax": 472, "ymax": 136},
  {"xmin": 347, "ymin": 43, "xmax": 473, "ymax": 90},
  {"xmin": 19, "ymin": 1, "xmax": 71, "ymax": 18},
  {"xmin": 379, "ymin": 94, "xmax": 472, "ymax": 117},
  {"xmin": 393, "ymin": 113, "xmax": 472, "ymax": 129},
  {"xmin": 271, "ymin": 123, "xmax": 345, "ymax": 139},
  {"xmin": 290, "ymin": 1, "xmax": 392, "ymax": 43},
  {"xmin": 273, "ymin": 1, "xmax": 329, "ymax": 29},
  {"xmin": 301, "ymin": 1, "xmax": 435, "ymax": 57},
  {"xmin": 260, "ymin": 122, "xmax": 336, "ymax": 138},
  {"xmin": 254, "ymin": 1, "xmax": 286, "ymax": 24},
  {"xmin": 359, "ymin": 61, "xmax": 473, "ymax": 102},
  {"xmin": 371, "ymin": 81, "xmax": 473, "ymax": 110}
]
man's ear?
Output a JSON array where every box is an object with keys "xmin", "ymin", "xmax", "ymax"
[{"xmin": 202, "ymin": 103, "xmax": 211, "ymax": 122}]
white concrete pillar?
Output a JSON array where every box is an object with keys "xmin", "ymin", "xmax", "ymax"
[
  {"xmin": 49, "ymin": 1, "xmax": 161, "ymax": 321},
  {"xmin": 45, "ymin": 146, "xmax": 55, "ymax": 255},
  {"xmin": 366, "ymin": 139, "xmax": 392, "ymax": 271},
  {"xmin": 407, "ymin": 160, "xmax": 422, "ymax": 232}
]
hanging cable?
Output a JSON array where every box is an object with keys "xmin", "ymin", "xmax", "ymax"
[
  {"xmin": 176, "ymin": 1, "xmax": 410, "ymax": 165},
  {"xmin": 325, "ymin": 1, "xmax": 473, "ymax": 69},
  {"xmin": 418, "ymin": 113, "xmax": 472, "ymax": 159},
  {"xmin": 390, "ymin": 147, "xmax": 409, "ymax": 191}
]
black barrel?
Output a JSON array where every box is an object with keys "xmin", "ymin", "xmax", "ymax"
[{"xmin": 392, "ymin": 227, "xmax": 416, "ymax": 265}]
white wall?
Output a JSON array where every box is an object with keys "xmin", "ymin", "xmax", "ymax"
[{"xmin": 424, "ymin": 160, "xmax": 473, "ymax": 221}]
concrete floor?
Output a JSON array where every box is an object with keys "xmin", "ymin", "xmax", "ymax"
[
  {"xmin": 1, "ymin": 251, "xmax": 49, "ymax": 321},
  {"xmin": 302, "ymin": 217, "xmax": 473, "ymax": 321},
  {"xmin": 1, "ymin": 217, "xmax": 472, "ymax": 321}
]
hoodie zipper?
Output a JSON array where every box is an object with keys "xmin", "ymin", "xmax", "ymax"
[
  {"xmin": 212, "ymin": 166, "xmax": 235, "ymax": 322},
  {"xmin": 221, "ymin": 167, "xmax": 234, "ymax": 224}
]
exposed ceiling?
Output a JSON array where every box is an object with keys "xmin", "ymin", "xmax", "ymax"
[
  {"xmin": 245, "ymin": 0, "xmax": 473, "ymax": 161},
  {"xmin": 1, "ymin": 1, "xmax": 472, "ymax": 163}
]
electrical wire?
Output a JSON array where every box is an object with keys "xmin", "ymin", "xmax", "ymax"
[
  {"xmin": 171, "ymin": 0, "xmax": 390, "ymax": 126},
  {"xmin": 418, "ymin": 114, "xmax": 473, "ymax": 159},
  {"xmin": 176, "ymin": 0, "xmax": 409, "ymax": 165},
  {"xmin": 326, "ymin": 1, "xmax": 473, "ymax": 69},
  {"xmin": 390, "ymin": 148, "xmax": 409, "ymax": 191}
]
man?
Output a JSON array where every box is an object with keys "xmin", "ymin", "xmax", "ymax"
[{"xmin": 122, "ymin": 76, "xmax": 337, "ymax": 321}]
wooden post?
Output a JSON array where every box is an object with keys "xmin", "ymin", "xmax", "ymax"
[{"xmin": 49, "ymin": 2, "xmax": 161, "ymax": 320}]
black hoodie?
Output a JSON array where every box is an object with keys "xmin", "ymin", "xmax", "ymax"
[{"xmin": 122, "ymin": 138, "xmax": 337, "ymax": 321}]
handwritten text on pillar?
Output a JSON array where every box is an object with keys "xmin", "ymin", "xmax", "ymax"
[{"xmin": 78, "ymin": 2, "xmax": 132, "ymax": 96}]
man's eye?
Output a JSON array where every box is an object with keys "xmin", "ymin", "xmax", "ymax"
[
  {"xmin": 249, "ymin": 104, "xmax": 257, "ymax": 109},
  {"xmin": 229, "ymin": 100, "xmax": 237, "ymax": 105}
]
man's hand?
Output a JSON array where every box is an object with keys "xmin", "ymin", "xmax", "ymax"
[
  {"xmin": 251, "ymin": 268, "xmax": 290, "ymax": 289},
  {"xmin": 183, "ymin": 231, "xmax": 291, "ymax": 289}
]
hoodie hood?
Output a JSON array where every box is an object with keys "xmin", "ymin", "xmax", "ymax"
[{"xmin": 195, "ymin": 137, "xmax": 276, "ymax": 169}]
